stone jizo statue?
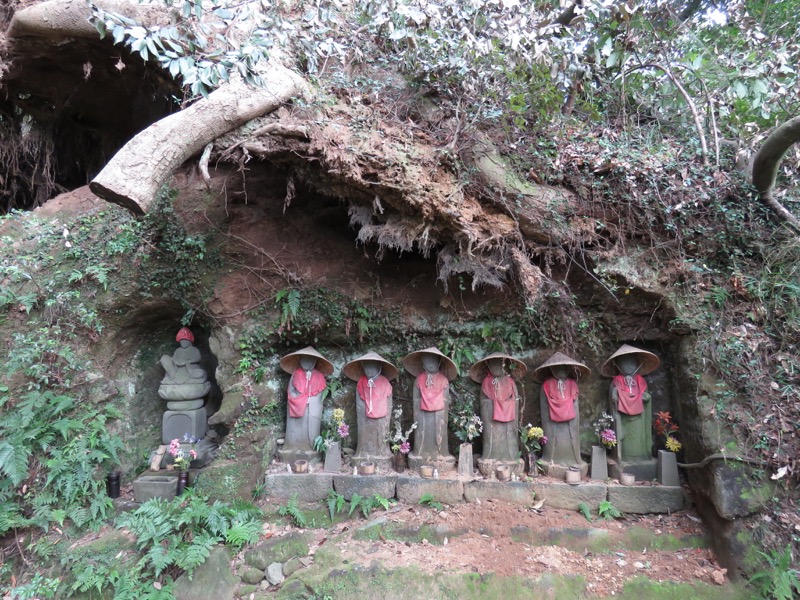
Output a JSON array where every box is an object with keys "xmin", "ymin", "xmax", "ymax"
[
  {"xmin": 469, "ymin": 352, "xmax": 527, "ymax": 477},
  {"xmin": 533, "ymin": 352, "xmax": 590, "ymax": 478},
  {"xmin": 344, "ymin": 351, "xmax": 398, "ymax": 470},
  {"xmin": 159, "ymin": 327, "xmax": 211, "ymax": 403},
  {"xmin": 402, "ymin": 347, "xmax": 458, "ymax": 470},
  {"xmin": 601, "ymin": 344, "xmax": 660, "ymax": 480},
  {"xmin": 278, "ymin": 347, "xmax": 333, "ymax": 464}
]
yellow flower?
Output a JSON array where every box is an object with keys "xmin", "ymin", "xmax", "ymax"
[
  {"xmin": 665, "ymin": 437, "xmax": 682, "ymax": 453},
  {"xmin": 332, "ymin": 408, "xmax": 345, "ymax": 424},
  {"xmin": 527, "ymin": 427, "xmax": 544, "ymax": 440}
]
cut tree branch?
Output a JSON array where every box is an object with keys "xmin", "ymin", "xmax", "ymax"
[{"xmin": 750, "ymin": 115, "xmax": 800, "ymax": 231}]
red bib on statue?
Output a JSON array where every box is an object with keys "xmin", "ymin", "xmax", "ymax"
[
  {"xmin": 482, "ymin": 375, "xmax": 517, "ymax": 423},
  {"xmin": 612, "ymin": 374, "xmax": 647, "ymax": 416},
  {"xmin": 416, "ymin": 372, "xmax": 448, "ymax": 412},
  {"xmin": 288, "ymin": 369, "xmax": 327, "ymax": 418},
  {"xmin": 543, "ymin": 377, "xmax": 578, "ymax": 422},
  {"xmin": 357, "ymin": 375, "xmax": 392, "ymax": 419}
]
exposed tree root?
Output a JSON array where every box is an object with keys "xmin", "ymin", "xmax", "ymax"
[{"xmin": 750, "ymin": 115, "xmax": 800, "ymax": 232}]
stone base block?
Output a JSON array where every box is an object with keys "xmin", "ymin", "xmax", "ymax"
[
  {"xmin": 530, "ymin": 482, "xmax": 608, "ymax": 510},
  {"xmin": 610, "ymin": 459, "xmax": 657, "ymax": 482},
  {"xmin": 464, "ymin": 480, "xmax": 536, "ymax": 505},
  {"xmin": 477, "ymin": 458, "xmax": 524, "ymax": 478},
  {"xmin": 162, "ymin": 407, "xmax": 207, "ymax": 444},
  {"xmin": 333, "ymin": 475, "xmax": 397, "ymax": 500},
  {"xmin": 352, "ymin": 453, "xmax": 392, "ymax": 471},
  {"xmin": 542, "ymin": 462, "xmax": 589, "ymax": 480},
  {"xmin": 166, "ymin": 399, "xmax": 205, "ymax": 410},
  {"xmin": 408, "ymin": 454, "xmax": 456, "ymax": 472},
  {"xmin": 264, "ymin": 473, "xmax": 333, "ymax": 502},
  {"xmin": 395, "ymin": 476, "xmax": 464, "ymax": 505},
  {"xmin": 607, "ymin": 484, "xmax": 685, "ymax": 514},
  {"xmin": 133, "ymin": 473, "xmax": 179, "ymax": 502},
  {"xmin": 277, "ymin": 448, "xmax": 323, "ymax": 466}
]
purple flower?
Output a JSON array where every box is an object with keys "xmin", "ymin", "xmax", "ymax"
[
  {"xmin": 399, "ymin": 441, "xmax": 411, "ymax": 455},
  {"xmin": 337, "ymin": 423, "xmax": 350, "ymax": 439},
  {"xmin": 541, "ymin": 436, "xmax": 548, "ymax": 445}
]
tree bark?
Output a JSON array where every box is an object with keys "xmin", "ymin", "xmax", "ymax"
[
  {"xmin": 90, "ymin": 65, "xmax": 308, "ymax": 214},
  {"xmin": 750, "ymin": 115, "xmax": 800, "ymax": 230}
]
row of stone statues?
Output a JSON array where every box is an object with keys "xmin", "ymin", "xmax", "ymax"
[{"xmin": 277, "ymin": 344, "xmax": 661, "ymax": 478}]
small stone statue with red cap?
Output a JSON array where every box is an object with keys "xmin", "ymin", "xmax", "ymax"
[{"xmin": 158, "ymin": 327, "xmax": 211, "ymax": 402}]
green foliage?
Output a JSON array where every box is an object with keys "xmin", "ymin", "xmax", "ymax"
[
  {"xmin": 278, "ymin": 493, "xmax": 308, "ymax": 527},
  {"xmin": 578, "ymin": 502, "xmax": 593, "ymax": 522},
  {"xmin": 325, "ymin": 490, "xmax": 394, "ymax": 521},
  {"xmin": 598, "ymin": 500, "xmax": 623, "ymax": 520},
  {"xmin": 0, "ymin": 391, "xmax": 122, "ymax": 533},
  {"xmin": 275, "ymin": 288, "xmax": 302, "ymax": 331},
  {"xmin": 749, "ymin": 545, "xmax": 800, "ymax": 600},
  {"xmin": 418, "ymin": 493, "xmax": 444, "ymax": 511}
]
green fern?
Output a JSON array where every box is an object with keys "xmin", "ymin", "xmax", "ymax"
[
  {"xmin": 578, "ymin": 502, "xmax": 593, "ymax": 522},
  {"xmin": 225, "ymin": 520, "xmax": 262, "ymax": 549},
  {"xmin": 419, "ymin": 493, "xmax": 444, "ymax": 511},
  {"xmin": 750, "ymin": 545, "xmax": 800, "ymax": 600},
  {"xmin": 326, "ymin": 490, "xmax": 346, "ymax": 520},
  {"xmin": 598, "ymin": 500, "xmax": 622, "ymax": 520},
  {"xmin": 373, "ymin": 494, "xmax": 393, "ymax": 511},
  {"xmin": 278, "ymin": 494, "xmax": 308, "ymax": 527},
  {"xmin": 348, "ymin": 493, "xmax": 363, "ymax": 517}
]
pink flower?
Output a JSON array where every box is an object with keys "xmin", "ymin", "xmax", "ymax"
[
  {"xmin": 541, "ymin": 436, "xmax": 548, "ymax": 445},
  {"xmin": 338, "ymin": 423, "xmax": 350, "ymax": 439},
  {"xmin": 169, "ymin": 438, "xmax": 181, "ymax": 457},
  {"xmin": 399, "ymin": 441, "xmax": 411, "ymax": 455},
  {"xmin": 190, "ymin": 449, "xmax": 197, "ymax": 460}
]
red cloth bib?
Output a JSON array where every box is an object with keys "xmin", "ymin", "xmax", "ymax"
[
  {"xmin": 288, "ymin": 368, "xmax": 327, "ymax": 418},
  {"xmin": 417, "ymin": 372, "xmax": 449, "ymax": 412},
  {"xmin": 543, "ymin": 377, "xmax": 578, "ymax": 422},
  {"xmin": 612, "ymin": 374, "xmax": 648, "ymax": 416},
  {"xmin": 481, "ymin": 374, "xmax": 517, "ymax": 423},
  {"xmin": 357, "ymin": 375, "xmax": 392, "ymax": 419}
]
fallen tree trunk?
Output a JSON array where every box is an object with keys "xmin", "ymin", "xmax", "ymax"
[{"xmin": 90, "ymin": 65, "xmax": 308, "ymax": 214}]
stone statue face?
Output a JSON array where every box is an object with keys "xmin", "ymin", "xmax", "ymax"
[
  {"xmin": 421, "ymin": 354, "xmax": 439, "ymax": 373},
  {"xmin": 299, "ymin": 355, "xmax": 317, "ymax": 371},
  {"xmin": 179, "ymin": 339, "xmax": 192, "ymax": 348},
  {"xmin": 362, "ymin": 360, "xmax": 382, "ymax": 378},
  {"xmin": 487, "ymin": 358, "xmax": 506, "ymax": 378},
  {"xmin": 551, "ymin": 365, "xmax": 570, "ymax": 380},
  {"xmin": 615, "ymin": 355, "xmax": 638, "ymax": 375}
]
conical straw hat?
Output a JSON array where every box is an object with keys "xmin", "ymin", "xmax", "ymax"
[
  {"xmin": 600, "ymin": 344, "xmax": 660, "ymax": 377},
  {"xmin": 343, "ymin": 351, "xmax": 399, "ymax": 381},
  {"xmin": 468, "ymin": 352, "xmax": 527, "ymax": 383},
  {"xmin": 532, "ymin": 352, "xmax": 590, "ymax": 382},
  {"xmin": 279, "ymin": 347, "xmax": 334, "ymax": 375},
  {"xmin": 402, "ymin": 347, "xmax": 458, "ymax": 380}
]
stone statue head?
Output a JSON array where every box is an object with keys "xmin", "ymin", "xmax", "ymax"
[
  {"xmin": 551, "ymin": 365, "xmax": 571, "ymax": 380},
  {"xmin": 487, "ymin": 358, "xmax": 506, "ymax": 377},
  {"xmin": 299, "ymin": 355, "xmax": 317, "ymax": 371},
  {"xmin": 421, "ymin": 354, "xmax": 440, "ymax": 374},
  {"xmin": 362, "ymin": 360, "xmax": 382, "ymax": 378},
  {"xmin": 614, "ymin": 355, "xmax": 639, "ymax": 376}
]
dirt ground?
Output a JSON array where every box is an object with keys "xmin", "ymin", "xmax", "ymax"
[{"xmin": 258, "ymin": 496, "xmax": 729, "ymax": 598}]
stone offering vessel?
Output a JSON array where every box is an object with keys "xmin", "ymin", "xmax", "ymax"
[
  {"xmin": 344, "ymin": 352, "xmax": 398, "ymax": 470},
  {"xmin": 278, "ymin": 346, "xmax": 334, "ymax": 465},
  {"xmin": 469, "ymin": 352, "xmax": 526, "ymax": 478},
  {"xmin": 533, "ymin": 352, "xmax": 590, "ymax": 479},
  {"xmin": 159, "ymin": 327, "xmax": 211, "ymax": 444},
  {"xmin": 402, "ymin": 347, "xmax": 458, "ymax": 471},
  {"xmin": 601, "ymin": 344, "xmax": 660, "ymax": 481}
]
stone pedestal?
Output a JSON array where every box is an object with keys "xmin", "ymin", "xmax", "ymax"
[
  {"xmin": 609, "ymin": 458, "xmax": 657, "ymax": 482},
  {"xmin": 590, "ymin": 446, "xmax": 609, "ymax": 480},
  {"xmin": 477, "ymin": 457, "xmax": 524, "ymax": 478},
  {"xmin": 408, "ymin": 453, "xmax": 456, "ymax": 472},
  {"xmin": 351, "ymin": 453, "xmax": 392, "ymax": 471},
  {"xmin": 543, "ymin": 461, "xmax": 589, "ymax": 480},
  {"xmin": 657, "ymin": 450, "xmax": 680, "ymax": 486},
  {"xmin": 132, "ymin": 472, "xmax": 195, "ymax": 502},
  {"xmin": 162, "ymin": 406, "xmax": 207, "ymax": 444},
  {"xmin": 278, "ymin": 447, "xmax": 322, "ymax": 466}
]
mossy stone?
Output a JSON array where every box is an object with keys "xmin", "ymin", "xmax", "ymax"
[{"xmin": 243, "ymin": 533, "xmax": 311, "ymax": 571}]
